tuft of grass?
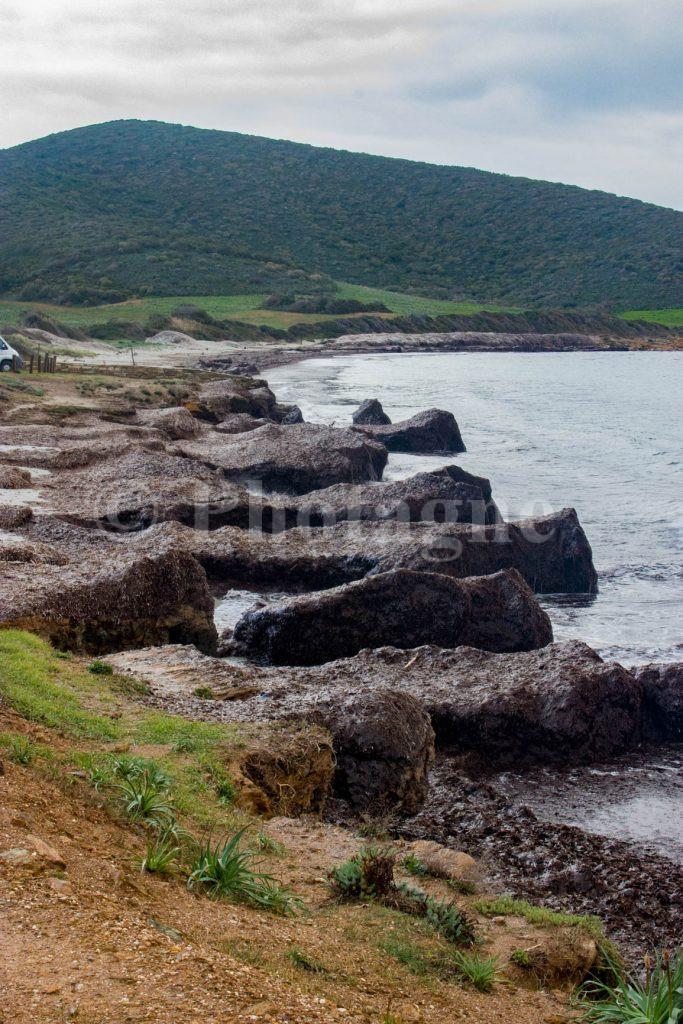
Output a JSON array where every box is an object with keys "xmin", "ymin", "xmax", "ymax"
[
  {"xmin": 447, "ymin": 877, "xmax": 477, "ymax": 896},
  {"xmin": 285, "ymin": 948, "xmax": 330, "ymax": 975},
  {"xmin": 188, "ymin": 828, "xmax": 302, "ymax": 915},
  {"xmin": 139, "ymin": 832, "xmax": 182, "ymax": 875},
  {"xmin": 330, "ymin": 845, "xmax": 396, "ymax": 901},
  {"xmin": 0, "ymin": 733, "xmax": 38, "ymax": 765},
  {"xmin": 474, "ymin": 895, "xmax": 606, "ymax": 942},
  {"xmin": 451, "ymin": 951, "xmax": 501, "ymax": 992},
  {"xmin": 578, "ymin": 949, "xmax": 683, "ymax": 1024},
  {"xmin": 88, "ymin": 659, "xmax": 113, "ymax": 675},
  {"xmin": 193, "ymin": 686, "xmax": 216, "ymax": 700},
  {"xmin": 379, "ymin": 938, "xmax": 431, "ymax": 977},
  {"xmin": 256, "ymin": 831, "xmax": 285, "ymax": 856}
]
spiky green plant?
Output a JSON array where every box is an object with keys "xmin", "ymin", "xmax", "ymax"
[
  {"xmin": 451, "ymin": 951, "xmax": 501, "ymax": 992},
  {"xmin": 187, "ymin": 828, "xmax": 302, "ymax": 915},
  {"xmin": 140, "ymin": 832, "xmax": 181, "ymax": 875},
  {"xmin": 579, "ymin": 950, "xmax": 683, "ymax": 1024},
  {"xmin": 115, "ymin": 773, "xmax": 175, "ymax": 828}
]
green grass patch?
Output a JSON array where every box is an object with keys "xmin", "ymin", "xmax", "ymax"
[
  {"xmin": 0, "ymin": 285, "xmax": 522, "ymax": 334},
  {"xmin": 618, "ymin": 308, "xmax": 683, "ymax": 328},
  {"xmin": 473, "ymin": 895, "xmax": 605, "ymax": 941},
  {"xmin": 0, "ymin": 630, "xmax": 120, "ymax": 741}
]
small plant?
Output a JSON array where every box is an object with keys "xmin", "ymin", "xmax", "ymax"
[
  {"xmin": 88, "ymin": 763, "xmax": 114, "ymax": 791},
  {"xmin": 1, "ymin": 734, "xmax": 36, "ymax": 765},
  {"xmin": 188, "ymin": 828, "xmax": 302, "ymax": 915},
  {"xmin": 172, "ymin": 735, "xmax": 199, "ymax": 754},
  {"xmin": 447, "ymin": 877, "xmax": 477, "ymax": 896},
  {"xmin": 452, "ymin": 951, "xmax": 501, "ymax": 992},
  {"xmin": 140, "ymin": 832, "xmax": 181, "ymax": 875},
  {"xmin": 424, "ymin": 895, "xmax": 477, "ymax": 946},
  {"xmin": 256, "ymin": 831, "xmax": 285, "ymax": 856},
  {"xmin": 402, "ymin": 853, "xmax": 428, "ymax": 877},
  {"xmin": 578, "ymin": 949, "xmax": 683, "ymax": 1024},
  {"xmin": 510, "ymin": 948, "xmax": 532, "ymax": 968},
  {"xmin": 116, "ymin": 773, "xmax": 175, "ymax": 828},
  {"xmin": 285, "ymin": 948, "xmax": 329, "ymax": 974},
  {"xmin": 193, "ymin": 686, "xmax": 215, "ymax": 700},
  {"xmin": 88, "ymin": 659, "xmax": 113, "ymax": 675},
  {"xmin": 329, "ymin": 845, "xmax": 396, "ymax": 900}
]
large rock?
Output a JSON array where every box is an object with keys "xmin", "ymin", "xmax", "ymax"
[
  {"xmin": 107, "ymin": 644, "xmax": 434, "ymax": 813},
  {"xmin": 282, "ymin": 465, "xmax": 498, "ymax": 528},
  {"xmin": 0, "ymin": 548, "xmax": 216, "ymax": 655},
  {"xmin": 352, "ymin": 399, "xmax": 392, "ymax": 425},
  {"xmin": 43, "ymin": 448, "xmax": 253, "ymax": 532},
  {"xmin": 186, "ymin": 377, "xmax": 279, "ymax": 422},
  {"xmin": 353, "ymin": 408, "xmax": 466, "ymax": 454},
  {"xmin": 310, "ymin": 689, "xmax": 435, "ymax": 813},
  {"xmin": 174, "ymin": 422, "xmax": 388, "ymax": 494},
  {"xmin": 108, "ymin": 639, "xmax": 642, "ymax": 765},
  {"xmin": 232, "ymin": 568, "xmax": 552, "ymax": 665},
  {"xmin": 136, "ymin": 406, "xmax": 203, "ymax": 439},
  {"xmin": 140, "ymin": 506, "xmax": 597, "ymax": 593},
  {"xmin": 632, "ymin": 663, "xmax": 683, "ymax": 741}
]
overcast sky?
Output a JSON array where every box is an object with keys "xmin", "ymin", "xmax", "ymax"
[{"xmin": 1, "ymin": 0, "xmax": 682, "ymax": 209}]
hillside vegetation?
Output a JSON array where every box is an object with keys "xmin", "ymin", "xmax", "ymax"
[{"xmin": 1, "ymin": 119, "xmax": 681, "ymax": 309}]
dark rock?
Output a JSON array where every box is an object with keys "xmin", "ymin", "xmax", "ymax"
[
  {"xmin": 0, "ymin": 548, "xmax": 217, "ymax": 655},
  {"xmin": 273, "ymin": 403, "xmax": 304, "ymax": 424},
  {"xmin": 232, "ymin": 567, "xmax": 551, "ymax": 665},
  {"xmin": 311, "ymin": 689, "xmax": 435, "ymax": 812},
  {"xmin": 187, "ymin": 378, "xmax": 279, "ymax": 422},
  {"xmin": 352, "ymin": 399, "xmax": 392, "ymax": 426},
  {"xmin": 632, "ymin": 662, "xmax": 683, "ymax": 741},
  {"xmin": 0, "ymin": 466, "xmax": 32, "ymax": 488},
  {"xmin": 353, "ymin": 408, "xmax": 466, "ymax": 454},
  {"xmin": 107, "ymin": 645, "xmax": 434, "ymax": 813},
  {"xmin": 145, "ymin": 506, "xmax": 597, "ymax": 593},
  {"xmin": 108, "ymin": 638, "xmax": 641, "ymax": 765},
  {"xmin": 284, "ymin": 466, "xmax": 498, "ymax": 528},
  {"xmin": 174, "ymin": 422, "xmax": 388, "ymax": 494},
  {"xmin": 215, "ymin": 414, "xmax": 269, "ymax": 434}
]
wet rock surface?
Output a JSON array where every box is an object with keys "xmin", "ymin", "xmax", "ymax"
[
  {"xmin": 231, "ymin": 567, "xmax": 552, "ymax": 665},
  {"xmin": 352, "ymin": 399, "xmax": 391, "ymax": 425},
  {"xmin": 632, "ymin": 662, "xmax": 683, "ymax": 741},
  {"xmin": 353, "ymin": 408, "xmax": 466, "ymax": 454},
  {"xmin": 399, "ymin": 755, "xmax": 683, "ymax": 957}
]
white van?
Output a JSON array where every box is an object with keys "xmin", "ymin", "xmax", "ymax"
[{"xmin": 0, "ymin": 335, "xmax": 23, "ymax": 371}]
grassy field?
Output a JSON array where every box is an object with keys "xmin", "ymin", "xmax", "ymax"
[
  {"xmin": 618, "ymin": 308, "xmax": 683, "ymax": 328},
  {"xmin": 0, "ymin": 284, "xmax": 520, "ymax": 332}
]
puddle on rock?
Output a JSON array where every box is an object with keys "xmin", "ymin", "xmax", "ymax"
[{"xmin": 214, "ymin": 588, "xmax": 293, "ymax": 633}]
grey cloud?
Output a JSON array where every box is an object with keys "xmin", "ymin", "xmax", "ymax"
[{"xmin": 0, "ymin": 0, "xmax": 681, "ymax": 208}]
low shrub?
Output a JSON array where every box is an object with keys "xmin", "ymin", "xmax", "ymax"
[
  {"xmin": 88, "ymin": 660, "xmax": 113, "ymax": 675},
  {"xmin": 140, "ymin": 832, "xmax": 181, "ymax": 875},
  {"xmin": 330, "ymin": 844, "xmax": 396, "ymax": 900}
]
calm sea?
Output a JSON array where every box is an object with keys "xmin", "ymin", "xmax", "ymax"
[{"xmin": 267, "ymin": 351, "xmax": 683, "ymax": 665}]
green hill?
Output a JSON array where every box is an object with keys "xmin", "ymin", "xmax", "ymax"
[{"xmin": 0, "ymin": 119, "xmax": 681, "ymax": 309}]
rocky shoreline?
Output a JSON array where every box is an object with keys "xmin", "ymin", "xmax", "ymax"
[{"xmin": 1, "ymin": 359, "xmax": 681, "ymax": 962}]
